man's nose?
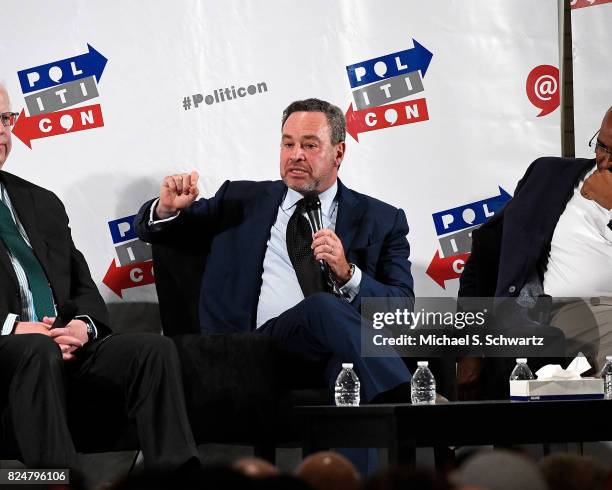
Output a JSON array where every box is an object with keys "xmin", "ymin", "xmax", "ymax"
[{"xmin": 290, "ymin": 146, "xmax": 305, "ymax": 161}]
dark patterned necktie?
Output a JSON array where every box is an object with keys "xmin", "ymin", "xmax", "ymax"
[
  {"xmin": 286, "ymin": 199, "xmax": 328, "ymax": 297},
  {"xmin": 0, "ymin": 199, "xmax": 55, "ymax": 319}
]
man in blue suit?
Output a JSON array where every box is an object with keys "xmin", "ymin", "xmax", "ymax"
[
  {"xmin": 136, "ymin": 98, "xmax": 413, "ymax": 403},
  {"xmin": 458, "ymin": 106, "xmax": 612, "ymax": 398}
]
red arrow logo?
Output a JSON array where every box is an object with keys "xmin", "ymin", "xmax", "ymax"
[
  {"xmin": 102, "ymin": 259, "xmax": 155, "ymax": 298},
  {"xmin": 426, "ymin": 250, "xmax": 470, "ymax": 289},
  {"xmin": 12, "ymin": 104, "xmax": 104, "ymax": 148},
  {"xmin": 571, "ymin": 0, "xmax": 612, "ymax": 9},
  {"xmin": 345, "ymin": 98, "xmax": 429, "ymax": 142}
]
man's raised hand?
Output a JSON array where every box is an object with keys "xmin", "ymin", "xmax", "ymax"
[{"xmin": 156, "ymin": 171, "xmax": 200, "ymax": 219}]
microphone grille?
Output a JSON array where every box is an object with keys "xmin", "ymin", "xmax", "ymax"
[{"xmin": 303, "ymin": 192, "xmax": 321, "ymax": 211}]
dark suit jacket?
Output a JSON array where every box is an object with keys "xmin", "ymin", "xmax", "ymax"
[
  {"xmin": 459, "ymin": 156, "xmax": 596, "ymax": 299},
  {"xmin": 0, "ymin": 171, "xmax": 110, "ymax": 332},
  {"xmin": 135, "ymin": 179, "xmax": 414, "ymax": 333},
  {"xmin": 457, "ymin": 158, "xmax": 596, "ymax": 398}
]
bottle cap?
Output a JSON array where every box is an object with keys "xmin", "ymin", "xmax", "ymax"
[
  {"xmin": 417, "ymin": 361, "xmax": 429, "ymax": 367},
  {"xmin": 516, "ymin": 358, "xmax": 527, "ymax": 363},
  {"xmin": 342, "ymin": 363, "xmax": 353, "ymax": 368}
]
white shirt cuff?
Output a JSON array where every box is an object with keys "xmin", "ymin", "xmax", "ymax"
[
  {"xmin": 148, "ymin": 198, "xmax": 180, "ymax": 225},
  {"xmin": 2, "ymin": 313, "xmax": 19, "ymax": 335},
  {"xmin": 75, "ymin": 314, "xmax": 98, "ymax": 340},
  {"xmin": 339, "ymin": 264, "xmax": 362, "ymax": 302}
]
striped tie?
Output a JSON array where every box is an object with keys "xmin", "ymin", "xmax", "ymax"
[{"xmin": 0, "ymin": 200, "xmax": 55, "ymax": 319}]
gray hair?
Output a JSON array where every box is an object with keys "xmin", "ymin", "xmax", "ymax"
[{"xmin": 281, "ymin": 98, "xmax": 346, "ymax": 145}]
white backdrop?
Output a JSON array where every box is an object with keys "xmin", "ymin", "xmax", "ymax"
[
  {"xmin": 571, "ymin": 0, "xmax": 612, "ymax": 157},
  {"xmin": 1, "ymin": 0, "xmax": 561, "ymax": 304}
]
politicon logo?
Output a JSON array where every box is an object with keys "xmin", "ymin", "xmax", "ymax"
[
  {"xmin": 426, "ymin": 188, "xmax": 511, "ymax": 289},
  {"xmin": 103, "ymin": 215, "xmax": 154, "ymax": 298},
  {"xmin": 344, "ymin": 39, "xmax": 433, "ymax": 142},
  {"xmin": 12, "ymin": 44, "xmax": 107, "ymax": 148}
]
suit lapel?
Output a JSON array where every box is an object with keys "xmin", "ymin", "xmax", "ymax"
[
  {"xmin": 250, "ymin": 181, "xmax": 286, "ymax": 254},
  {"xmin": 0, "ymin": 173, "xmax": 21, "ymax": 288},
  {"xmin": 514, "ymin": 158, "xmax": 594, "ymax": 247},
  {"xmin": 0, "ymin": 172, "xmax": 52, "ymax": 288},
  {"xmin": 496, "ymin": 158, "xmax": 595, "ymax": 296},
  {"xmin": 547, "ymin": 159, "xmax": 596, "ymax": 230},
  {"xmin": 246, "ymin": 181, "xmax": 286, "ymax": 321},
  {"xmin": 0, "ymin": 234, "xmax": 19, "ymax": 289},
  {"xmin": 335, "ymin": 179, "xmax": 366, "ymax": 253}
]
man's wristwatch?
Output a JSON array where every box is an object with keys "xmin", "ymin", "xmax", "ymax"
[
  {"xmin": 340, "ymin": 263, "xmax": 355, "ymax": 285},
  {"xmin": 84, "ymin": 320, "xmax": 96, "ymax": 341},
  {"xmin": 347, "ymin": 263, "xmax": 356, "ymax": 280}
]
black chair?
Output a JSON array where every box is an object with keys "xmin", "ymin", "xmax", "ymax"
[
  {"xmin": 151, "ymin": 239, "xmax": 330, "ymax": 461},
  {"xmin": 150, "ymin": 230, "xmax": 460, "ymax": 461}
]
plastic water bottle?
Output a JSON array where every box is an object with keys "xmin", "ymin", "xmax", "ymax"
[
  {"xmin": 600, "ymin": 356, "xmax": 612, "ymax": 400},
  {"xmin": 509, "ymin": 358, "xmax": 534, "ymax": 381},
  {"xmin": 411, "ymin": 361, "xmax": 436, "ymax": 405},
  {"xmin": 334, "ymin": 363, "xmax": 360, "ymax": 406}
]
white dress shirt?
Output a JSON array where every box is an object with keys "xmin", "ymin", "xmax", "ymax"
[
  {"xmin": 543, "ymin": 165, "xmax": 612, "ymax": 297},
  {"xmin": 256, "ymin": 182, "xmax": 361, "ymax": 327}
]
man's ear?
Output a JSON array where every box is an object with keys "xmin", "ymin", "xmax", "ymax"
[{"xmin": 335, "ymin": 141, "xmax": 346, "ymax": 167}]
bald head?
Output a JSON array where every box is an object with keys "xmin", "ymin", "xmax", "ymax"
[{"xmin": 596, "ymin": 106, "xmax": 612, "ymax": 171}]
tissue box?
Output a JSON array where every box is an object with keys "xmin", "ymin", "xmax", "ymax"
[{"xmin": 510, "ymin": 378, "xmax": 604, "ymax": 401}]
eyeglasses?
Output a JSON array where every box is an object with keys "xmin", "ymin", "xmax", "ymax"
[
  {"xmin": 589, "ymin": 130, "xmax": 612, "ymax": 159},
  {"xmin": 0, "ymin": 112, "xmax": 19, "ymax": 128}
]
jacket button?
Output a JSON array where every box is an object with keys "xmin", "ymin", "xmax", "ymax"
[{"xmin": 509, "ymin": 286, "xmax": 516, "ymax": 293}]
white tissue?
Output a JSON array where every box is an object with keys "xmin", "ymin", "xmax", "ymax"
[{"xmin": 535, "ymin": 354, "xmax": 592, "ymax": 380}]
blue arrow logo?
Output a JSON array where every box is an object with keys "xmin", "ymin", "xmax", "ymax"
[
  {"xmin": 432, "ymin": 187, "xmax": 512, "ymax": 236},
  {"xmin": 346, "ymin": 39, "xmax": 433, "ymax": 89},
  {"xmin": 18, "ymin": 44, "xmax": 107, "ymax": 94},
  {"xmin": 108, "ymin": 214, "xmax": 137, "ymax": 245}
]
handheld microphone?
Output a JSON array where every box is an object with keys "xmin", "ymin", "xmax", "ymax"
[
  {"xmin": 303, "ymin": 193, "xmax": 324, "ymax": 235},
  {"xmin": 302, "ymin": 193, "xmax": 341, "ymax": 295},
  {"xmin": 51, "ymin": 300, "xmax": 78, "ymax": 329}
]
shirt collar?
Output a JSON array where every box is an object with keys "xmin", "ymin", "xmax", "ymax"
[{"xmin": 282, "ymin": 181, "xmax": 338, "ymax": 218}]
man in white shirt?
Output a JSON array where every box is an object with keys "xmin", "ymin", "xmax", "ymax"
[{"xmin": 458, "ymin": 106, "xmax": 612, "ymax": 397}]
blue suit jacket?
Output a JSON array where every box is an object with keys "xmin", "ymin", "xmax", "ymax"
[
  {"xmin": 459, "ymin": 157, "xmax": 596, "ymax": 299},
  {"xmin": 136, "ymin": 179, "xmax": 413, "ymax": 333}
]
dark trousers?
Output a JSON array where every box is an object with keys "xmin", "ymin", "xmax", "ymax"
[
  {"xmin": 0, "ymin": 333, "xmax": 199, "ymax": 470},
  {"xmin": 258, "ymin": 292, "xmax": 411, "ymax": 401}
]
